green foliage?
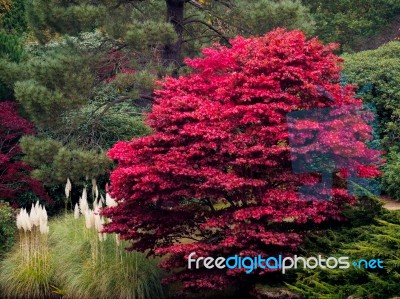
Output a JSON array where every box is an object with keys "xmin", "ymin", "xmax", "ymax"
[
  {"xmin": 0, "ymin": 30, "xmax": 24, "ymax": 98},
  {"xmin": 14, "ymin": 35, "xmax": 151, "ymax": 187},
  {"xmin": 0, "ymin": 0, "xmax": 11, "ymax": 14},
  {"xmin": 125, "ymin": 20, "xmax": 178, "ymax": 51},
  {"xmin": 0, "ymin": 201, "xmax": 15, "ymax": 256},
  {"xmin": 50, "ymin": 215, "xmax": 164, "ymax": 299},
  {"xmin": 236, "ymin": 0, "xmax": 315, "ymax": 36},
  {"xmin": 343, "ymin": 42, "xmax": 400, "ymax": 199},
  {"xmin": 303, "ymin": 0, "xmax": 400, "ymax": 51},
  {"xmin": 286, "ymin": 205, "xmax": 400, "ymax": 299},
  {"xmin": 90, "ymin": 109, "xmax": 152, "ymax": 148},
  {"xmin": 25, "ymin": 0, "xmax": 105, "ymax": 43},
  {"xmin": 0, "ymin": 247, "xmax": 54, "ymax": 298},
  {"xmin": 382, "ymin": 148, "xmax": 400, "ymax": 200},
  {"xmin": 15, "ymin": 80, "xmax": 65, "ymax": 126},
  {"xmin": 343, "ymin": 42, "xmax": 400, "ymax": 141},
  {"xmin": 178, "ymin": 0, "xmax": 316, "ymax": 58},
  {"xmin": 0, "ymin": 57, "xmax": 21, "ymax": 90},
  {"xmin": 15, "ymin": 49, "xmax": 94, "ymax": 127},
  {"xmin": 0, "ymin": 30, "xmax": 23, "ymax": 62},
  {"xmin": 20, "ymin": 136, "xmax": 112, "ymax": 185},
  {"xmin": 111, "ymin": 70, "xmax": 157, "ymax": 98},
  {"xmin": 0, "ymin": 0, "xmax": 27, "ymax": 35}
]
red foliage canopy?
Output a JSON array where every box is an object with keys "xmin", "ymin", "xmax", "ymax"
[
  {"xmin": 0, "ymin": 101, "xmax": 50, "ymax": 206},
  {"xmin": 103, "ymin": 29, "xmax": 380, "ymax": 291}
]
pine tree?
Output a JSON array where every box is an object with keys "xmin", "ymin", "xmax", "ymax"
[
  {"xmin": 288, "ymin": 209, "xmax": 400, "ymax": 298},
  {"xmin": 12, "ymin": 0, "xmax": 315, "ymax": 188}
]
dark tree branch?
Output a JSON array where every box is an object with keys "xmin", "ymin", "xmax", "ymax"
[
  {"xmin": 227, "ymin": 198, "xmax": 236, "ymax": 208},
  {"xmin": 183, "ymin": 34, "xmax": 224, "ymax": 43},
  {"xmin": 110, "ymin": 0, "xmax": 146, "ymax": 10},
  {"xmin": 187, "ymin": 1, "xmax": 251, "ymax": 36},
  {"xmin": 206, "ymin": 198, "xmax": 216, "ymax": 212},
  {"xmin": 188, "ymin": 0, "xmax": 232, "ymax": 8},
  {"xmin": 183, "ymin": 19, "xmax": 230, "ymax": 44},
  {"xmin": 92, "ymin": 94, "xmax": 154, "ymax": 124}
]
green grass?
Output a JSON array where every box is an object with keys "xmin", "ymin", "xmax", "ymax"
[
  {"xmin": 0, "ymin": 214, "xmax": 164, "ymax": 299},
  {"xmin": 50, "ymin": 215, "xmax": 164, "ymax": 299},
  {"xmin": 0, "ymin": 229, "xmax": 54, "ymax": 299}
]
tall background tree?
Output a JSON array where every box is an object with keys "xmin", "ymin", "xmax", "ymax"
[{"xmin": 4, "ymin": 0, "xmax": 316, "ymax": 203}]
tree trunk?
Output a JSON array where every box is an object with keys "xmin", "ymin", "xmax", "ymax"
[{"xmin": 163, "ymin": 0, "xmax": 185, "ymax": 71}]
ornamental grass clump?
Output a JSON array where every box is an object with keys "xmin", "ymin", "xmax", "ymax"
[
  {"xmin": 50, "ymin": 183, "xmax": 164, "ymax": 299},
  {"xmin": 0, "ymin": 201, "xmax": 53, "ymax": 299}
]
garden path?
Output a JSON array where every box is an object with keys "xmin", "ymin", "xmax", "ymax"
[{"xmin": 380, "ymin": 196, "xmax": 400, "ymax": 210}]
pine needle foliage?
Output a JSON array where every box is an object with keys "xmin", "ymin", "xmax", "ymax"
[{"xmin": 286, "ymin": 201, "xmax": 400, "ymax": 299}]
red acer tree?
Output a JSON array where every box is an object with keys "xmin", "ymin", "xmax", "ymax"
[
  {"xmin": 103, "ymin": 29, "xmax": 380, "ymax": 292},
  {"xmin": 0, "ymin": 101, "xmax": 50, "ymax": 207}
]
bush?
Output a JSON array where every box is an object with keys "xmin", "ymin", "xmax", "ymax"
[
  {"xmin": 0, "ymin": 30, "xmax": 24, "ymax": 99},
  {"xmin": 286, "ymin": 206, "xmax": 400, "ymax": 299},
  {"xmin": 343, "ymin": 42, "xmax": 400, "ymax": 151},
  {"xmin": 382, "ymin": 148, "xmax": 400, "ymax": 200},
  {"xmin": 343, "ymin": 42, "xmax": 400, "ymax": 199},
  {"xmin": 0, "ymin": 201, "xmax": 15, "ymax": 256}
]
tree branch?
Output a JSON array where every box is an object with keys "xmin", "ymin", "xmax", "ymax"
[
  {"xmin": 227, "ymin": 198, "xmax": 236, "ymax": 208},
  {"xmin": 187, "ymin": 1, "xmax": 251, "ymax": 36},
  {"xmin": 183, "ymin": 19, "xmax": 231, "ymax": 45},
  {"xmin": 206, "ymin": 198, "xmax": 216, "ymax": 212},
  {"xmin": 92, "ymin": 94, "xmax": 154, "ymax": 124}
]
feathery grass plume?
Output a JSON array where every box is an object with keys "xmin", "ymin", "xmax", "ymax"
[
  {"xmin": 29, "ymin": 203, "xmax": 39, "ymax": 226},
  {"xmin": 79, "ymin": 187, "xmax": 89, "ymax": 215},
  {"xmin": 91, "ymin": 178, "xmax": 99, "ymax": 201},
  {"xmin": 65, "ymin": 178, "xmax": 72, "ymax": 199},
  {"xmin": 51, "ymin": 215, "xmax": 164, "ymax": 299},
  {"xmin": 0, "ymin": 201, "xmax": 53, "ymax": 298},
  {"xmin": 84, "ymin": 209, "xmax": 95, "ymax": 229},
  {"xmin": 64, "ymin": 178, "xmax": 72, "ymax": 213},
  {"xmin": 105, "ymin": 192, "xmax": 117, "ymax": 207},
  {"xmin": 73, "ymin": 203, "xmax": 80, "ymax": 219}
]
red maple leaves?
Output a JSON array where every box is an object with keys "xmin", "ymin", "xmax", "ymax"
[
  {"xmin": 102, "ymin": 29, "xmax": 380, "ymax": 291},
  {"xmin": 0, "ymin": 101, "xmax": 50, "ymax": 206}
]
